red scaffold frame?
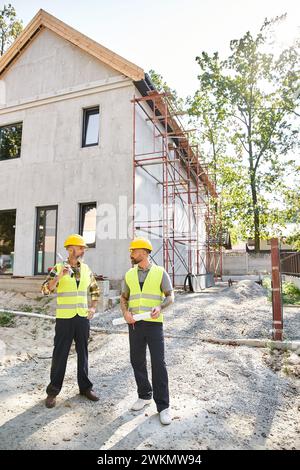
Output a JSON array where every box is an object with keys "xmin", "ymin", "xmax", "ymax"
[{"xmin": 132, "ymin": 90, "xmax": 222, "ymax": 287}]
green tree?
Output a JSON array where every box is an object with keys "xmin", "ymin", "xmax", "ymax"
[
  {"xmin": 148, "ymin": 69, "xmax": 185, "ymax": 114},
  {"xmin": 0, "ymin": 3, "xmax": 23, "ymax": 55},
  {"xmin": 0, "ymin": 122, "xmax": 22, "ymax": 160},
  {"xmin": 284, "ymin": 186, "xmax": 300, "ymax": 250},
  {"xmin": 189, "ymin": 15, "xmax": 300, "ymax": 251}
]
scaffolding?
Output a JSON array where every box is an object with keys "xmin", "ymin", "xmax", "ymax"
[{"xmin": 132, "ymin": 90, "xmax": 222, "ymax": 287}]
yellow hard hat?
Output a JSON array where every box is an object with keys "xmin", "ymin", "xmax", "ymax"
[
  {"xmin": 129, "ymin": 237, "xmax": 153, "ymax": 252},
  {"xmin": 64, "ymin": 234, "xmax": 88, "ymax": 248}
]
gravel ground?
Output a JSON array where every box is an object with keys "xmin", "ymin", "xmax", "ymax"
[
  {"xmin": 0, "ymin": 281, "xmax": 299, "ymax": 450},
  {"xmin": 97, "ymin": 281, "xmax": 300, "ymax": 341}
]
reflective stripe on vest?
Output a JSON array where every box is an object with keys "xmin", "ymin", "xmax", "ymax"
[
  {"xmin": 56, "ymin": 262, "xmax": 91, "ymax": 319},
  {"xmin": 125, "ymin": 265, "xmax": 165, "ymax": 323}
]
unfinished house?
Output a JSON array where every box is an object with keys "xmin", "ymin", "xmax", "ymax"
[{"xmin": 0, "ymin": 10, "xmax": 219, "ymax": 288}]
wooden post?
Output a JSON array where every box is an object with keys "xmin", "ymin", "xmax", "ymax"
[{"xmin": 270, "ymin": 238, "xmax": 283, "ymax": 341}]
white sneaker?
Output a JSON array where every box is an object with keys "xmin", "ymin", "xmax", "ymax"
[
  {"xmin": 131, "ymin": 398, "xmax": 152, "ymax": 411},
  {"xmin": 159, "ymin": 408, "xmax": 172, "ymax": 425}
]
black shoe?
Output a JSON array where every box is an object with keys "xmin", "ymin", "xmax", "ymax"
[
  {"xmin": 80, "ymin": 389, "xmax": 99, "ymax": 401},
  {"xmin": 45, "ymin": 395, "xmax": 56, "ymax": 408}
]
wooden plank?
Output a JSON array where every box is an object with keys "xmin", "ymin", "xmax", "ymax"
[
  {"xmin": 271, "ymin": 238, "xmax": 283, "ymax": 341},
  {"xmin": 0, "ymin": 16, "xmax": 42, "ymax": 73}
]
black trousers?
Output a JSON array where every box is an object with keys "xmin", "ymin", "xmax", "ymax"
[
  {"xmin": 46, "ymin": 314, "xmax": 93, "ymax": 396},
  {"xmin": 128, "ymin": 321, "xmax": 169, "ymax": 413}
]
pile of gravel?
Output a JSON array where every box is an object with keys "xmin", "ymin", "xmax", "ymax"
[{"xmin": 233, "ymin": 280, "xmax": 267, "ymax": 299}]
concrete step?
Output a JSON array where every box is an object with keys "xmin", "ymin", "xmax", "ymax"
[{"xmin": 0, "ymin": 277, "xmax": 45, "ymax": 293}]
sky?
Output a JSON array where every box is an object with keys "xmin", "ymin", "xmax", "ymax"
[{"xmin": 5, "ymin": 0, "xmax": 300, "ymax": 98}]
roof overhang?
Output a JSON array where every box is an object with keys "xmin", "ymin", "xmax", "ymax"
[{"xmin": 0, "ymin": 9, "xmax": 145, "ymax": 81}]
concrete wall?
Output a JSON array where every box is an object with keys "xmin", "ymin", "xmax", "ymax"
[
  {"xmin": 1, "ymin": 29, "xmax": 118, "ymax": 105},
  {"xmin": 222, "ymin": 251, "xmax": 271, "ymax": 275},
  {"xmin": 0, "ymin": 28, "xmax": 207, "ymax": 284},
  {"xmin": 134, "ymin": 98, "xmax": 163, "ymax": 265},
  {"xmin": 0, "ymin": 28, "xmax": 134, "ymax": 281}
]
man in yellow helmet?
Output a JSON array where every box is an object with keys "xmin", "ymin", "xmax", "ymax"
[
  {"xmin": 41, "ymin": 234, "xmax": 100, "ymax": 408},
  {"xmin": 120, "ymin": 237, "xmax": 174, "ymax": 425}
]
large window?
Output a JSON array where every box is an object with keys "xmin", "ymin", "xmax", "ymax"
[
  {"xmin": 79, "ymin": 203, "xmax": 97, "ymax": 248},
  {"xmin": 35, "ymin": 206, "xmax": 58, "ymax": 275},
  {"xmin": 0, "ymin": 122, "xmax": 22, "ymax": 161},
  {"xmin": 0, "ymin": 210, "xmax": 16, "ymax": 274},
  {"xmin": 82, "ymin": 107, "xmax": 99, "ymax": 147}
]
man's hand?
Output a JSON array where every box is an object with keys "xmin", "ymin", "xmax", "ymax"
[
  {"xmin": 47, "ymin": 266, "xmax": 69, "ymax": 292},
  {"xmin": 58, "ymin": 264, "xmax": 70, "ymax": 279},
  {"xmin": 151, "ymin": 306, "xmax": 161, "ymax": 319},
  {"xmin": 87, "ymin": 307, "xmax": 96, "ymax": 320},
  {"xmin": 124, "ymin": 310, "xmax": 136, "ymax": 324}
]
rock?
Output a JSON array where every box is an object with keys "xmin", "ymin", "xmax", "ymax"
[
  {"xmin": 288, "ymin": 353, "xmax": 300, "ymax": 366},
  {"xmin": 241, "ymin": 371, "xmax": 251, "ymax": 377}
]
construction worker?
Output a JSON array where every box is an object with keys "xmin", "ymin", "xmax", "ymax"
[
  {"xmin": 120, "ymin": 237, "xmax": 174, "ymax": 425},
  {"xmin": 41, "ymin": 234, "xmax": 100, "ymax": 408}
]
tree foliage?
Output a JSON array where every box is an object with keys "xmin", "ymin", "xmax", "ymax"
[
  {"xmin": 188, "ymin": 15, "xmax": 300, "ymax": 250},
  {"xmin": 148, "ymin": 69, "xmax": 185, "ymax": 114},
  {"xmin": 0, "ymin": 3, "xmax": 23, "ymax": 55}
]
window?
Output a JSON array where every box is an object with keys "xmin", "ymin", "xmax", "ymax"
[
  {"xmin": 35, "ymin": 206, "xmax": 58, "ymax": 275},
  {"xmin": 79, "ymin": 203, "xmax": 97, "ymax": 248},
  {"xmin": 0, "ymin": 209, "xmax": 16, "ymax": 274},
  {"xmin": 0, "ymin": 122, "xmax": 22, "ymax": 161},
  {"xmin": 82, "ymin": 107, "xmax": 99, "ymax": 147}
]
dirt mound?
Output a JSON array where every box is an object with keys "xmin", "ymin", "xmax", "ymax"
[
  {"xmin": 0, "ymin": 290, "xmax": 56, "ymax": 315},
  {"xmin": 232, "ymin": 280, "xmax": 266, "ymax": 300}
]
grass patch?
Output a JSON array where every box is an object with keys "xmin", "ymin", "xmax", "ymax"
[
  {"xmin": 17, "ymin": 304, "xmax": 48, "ymax": 314},
  {"xmin": 282, "ymin": 282, "xmax": 300, "ymax": 305},
  {"xmin": 0, "ymin": 312, "xmax": 15, "ymax": 327},
  {"xmin": 35, "ymin": 306, "xmax": 48, "ymax": 314},
  {"xmin": 262, "ymin": 278, "xmax": 300, "ymax": 305},
  {"xmin": 18, "ymin": 305, "xmax": 33, "ymax": 312}
]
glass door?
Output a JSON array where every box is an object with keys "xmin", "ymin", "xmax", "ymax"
[
  {"xmin": 35, "ymin": 206, "xmax": 58, "ymax": 275},
  {"xmin": 0, "ymin": 209, "xmax": 16, "ymax": 274}
]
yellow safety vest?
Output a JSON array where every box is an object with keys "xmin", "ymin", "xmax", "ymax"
[
  {"xmin": 125, "ymin": 265, "xmax": 165, "ymax": 323},
  {"xmin": 55, "ymin": 262, "xmax": 91, "ymax": 319}
]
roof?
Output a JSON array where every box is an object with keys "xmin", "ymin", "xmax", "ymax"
[{"xmin": 0, "ymin": 9, "xmax": 144, "ymax": 81}]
